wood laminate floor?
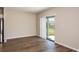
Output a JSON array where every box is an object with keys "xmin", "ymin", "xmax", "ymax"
[{"xmin": 0, "ymin": 36, "xmax": 76, "ymax": 52}]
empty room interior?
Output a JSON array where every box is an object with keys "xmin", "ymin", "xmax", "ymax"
[{"xmin": 0, "ymin": 7, "xmax": 79, "ymax": 52}]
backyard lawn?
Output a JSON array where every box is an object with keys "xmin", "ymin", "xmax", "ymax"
[{"xmin": 48, "ymin": 27, "xmax": 55, "ymax": 36}]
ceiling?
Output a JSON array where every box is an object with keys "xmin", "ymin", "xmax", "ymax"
[{"xmin": 7, "ymin": 7, "xmax": 51, "ymax": 13}]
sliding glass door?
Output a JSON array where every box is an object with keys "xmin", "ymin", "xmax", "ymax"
[{"xmin": 46, "ymin": 16, "xmax": 55, "ymax": 41}]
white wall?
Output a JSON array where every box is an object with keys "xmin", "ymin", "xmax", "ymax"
[
  {"xmin": 4, "ymin": 8, "xmax": 36, "ymax": 41},
  {"xmin": 37, "ymin": 7, "xmax": 79, "ymax": 51},
  {"xmin": 40, "ymin": 17, "xmax": 47, "ymax": 39}
]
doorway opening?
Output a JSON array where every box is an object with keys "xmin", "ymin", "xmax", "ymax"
[{"xmin": 46, "ymin": 16, "xmax": 55, "ymax": 41}]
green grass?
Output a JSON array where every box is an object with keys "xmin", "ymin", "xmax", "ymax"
[{"xmin": 48, "ymin": 27, "xmax": 55, "ymax": 36}]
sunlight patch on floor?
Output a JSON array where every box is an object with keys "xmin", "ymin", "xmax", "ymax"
[{"xmin": 48, "ymin": 36, "xmax": 55, "ymax": 41}]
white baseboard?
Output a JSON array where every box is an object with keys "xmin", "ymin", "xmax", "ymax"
[
  {"xmin": 55, "ymin": 41, "xmax": 79, "ymax": 52},
  {"xmin": 4, "ymin": 34, "xmax": 37, "ymax": 42}
]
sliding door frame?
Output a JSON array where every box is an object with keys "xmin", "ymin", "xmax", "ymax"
[
  {"xmin": 0, "ymin": 18, "xmax": 4, "ymax": 44},
  {"xmin": 2, "ymin": 18, "xmax": 4, "ymax": 44},
  {"xmin": 46, "ymin": 16, "xmax": 55, "ymax": 41}
]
